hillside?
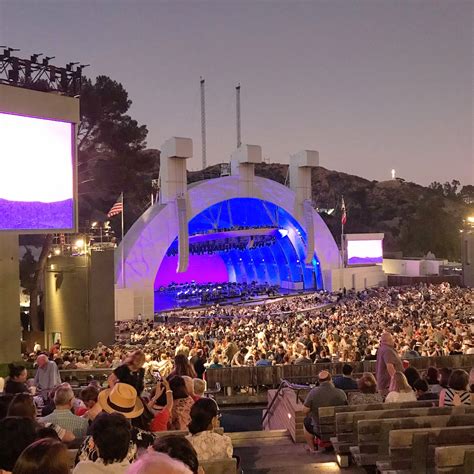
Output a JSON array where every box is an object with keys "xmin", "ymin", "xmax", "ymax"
[
  {"xmin": 74, "ymin": 149, "xmax": 469, "ymax": 261},
  {"xmin": 186, "ymin": 162, "xmax": 469, "ymax": 260}
]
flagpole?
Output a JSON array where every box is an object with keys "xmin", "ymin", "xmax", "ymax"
[
  {"xmin": 341, "ymin": 196, "xmax": 345, "ymax": 269},
  {"xmin": 121, "ymin": 192, "xmax": 125, "ymax": 288}
]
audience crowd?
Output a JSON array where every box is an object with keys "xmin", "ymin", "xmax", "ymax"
[{"xmin": 0, "ymin": 283, "xmax": 473, "ymax": 471}]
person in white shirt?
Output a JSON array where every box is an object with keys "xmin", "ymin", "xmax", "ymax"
[{"xmin": 385, "ymin": 371, "xmax": 417, "ymax": 403}]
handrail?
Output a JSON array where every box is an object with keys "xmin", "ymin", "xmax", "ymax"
[{"xmin": 262, "ymin": 378, "xmax": 312, "ymax": 425}]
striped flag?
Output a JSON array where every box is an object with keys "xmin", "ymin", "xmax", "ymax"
[
  {"xmin": 107, "ymin": 194, "xmax": 123, "ymax": 218},
  {"xmin": 341, "ymin": 197, "xmax": 347, "ymax": 225}
]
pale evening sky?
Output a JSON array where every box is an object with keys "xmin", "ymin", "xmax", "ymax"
[{"xmin": 1, "ymin": 0, "xmax": 472, "ymax": 185}]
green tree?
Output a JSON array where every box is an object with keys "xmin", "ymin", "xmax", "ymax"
[
  {"xmin": 399, "ymin": 196, "xmax": 461, "ymax": 260},
  {"xmin": 77, "ymin": 76, "xmax": 154, "ymax": 229}
]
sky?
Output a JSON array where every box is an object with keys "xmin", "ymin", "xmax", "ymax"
[{"xmin": 1, "ymin": 0, "xmax": 472, "ymax": 185}]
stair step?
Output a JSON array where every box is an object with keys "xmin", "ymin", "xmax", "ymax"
[{"xmin": 229, "ymin": 429, "xmax": 288, "ymax": 440}]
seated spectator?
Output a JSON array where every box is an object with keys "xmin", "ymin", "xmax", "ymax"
[
  {"xmin": 126, "ymin": 451, "xmax": 193, "ymax": 474},
  {"xmin": 404, "ymin": 366, "xmax": 421, "ymax": 389},
  {"xmin": 385, "ymin": 372, "xmax": 417, "ymax": 403},
  {"xmin": 12, "ymin": 438, "xmax": 70, "ymax": 474},
  {"xmin": 153, "ymin": 435, "xmax": 200, "ymax": 474},
  {"xmin": 147, "ymin": 379, "xmax": 173, "ymax": 432},
  {"xmin": 449, "ymin": 342, "xmax": 463, "ymax": 355},
  {"xmin": 76, "ymin": 383, "xmax": 154, "ymax": 464},
  {"xmin": 40, "ymin": 384, "xmax": 88, "ymax": 439},
  {"xmin": 73, "ymin": 413, "xmax": 131, "ymax": 473},
  {"xmin": 156, "ymin": 353, "xmax": 174, "ymax": 379},
  {"xmin": 208, "ymin": 357, "xmax": 223, "ymax": 369},
  {"xmin": 424, "ymin": 366, "xmax": 440, "ymax": 389},
  {"xmin": 255, "ymin": 352, "xmax": 272, "ymax": 367},
  {"xmin": 7, "ymin": 393, "xmax": 74, "ymax": 443},
  {"xmin": 4, "ymin": 364, "xmax": 29, "ymax": 395},
  {"xmin": 0, "ymin": 417, "xmax": 37, "ymax": 474},
  {"xmin": 168, "ymin": 376, "xmax": 194, "ymax": 431},
  {"xmin": 193, "ymin": 379, "xmax": 206, "ymax": 399},
  {"xmin": 302, "ymin": 370, "xmax": 347, "ymax": 453},
  {"xmin": 348, "ymin": 373, "xmax": 383, "ymax": 405},
  {"xmin": 413, "ymin": 379, "xmax": 439, "ymax": 401},
  {"xmin": 76, "ymin": 385, "xmax": 100, "ymax": 419},
  {"xmin": 333, "ymin": 364, "xmax": 358, "ymax": 390},
  {"xmin": 439, "ymin": 369, "xmax": 472, "ymax": 407},
  {"xmin": 294, "ymin": 350, "xmax": 312, "ymax": 365},
  {"xmin": 439, "ymin": 367, "xmax": 452, "ymax": 391},
  {"xmin": 186, "ymin": 398, "xmax": 233, "ymax": 462}
]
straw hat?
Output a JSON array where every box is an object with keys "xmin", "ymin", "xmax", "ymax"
[{"xmin": 98, "ymin": 383, "xmax": 144, "ymax": 418}]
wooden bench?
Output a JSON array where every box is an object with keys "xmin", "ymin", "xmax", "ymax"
[
  {"xmin": 201, "ymin": 457, "xmax": 238, "ymax": 474},
  {"xmin": 375, "ymin": 425, "xmax": 474, "ymax": 474},
  {"xmin": 435, "ymin": 445, "xmax": 474, "ymax": 474},
  {"xmin": 316, "ymin": 400, "xmax": 435, "ymax": 442},
  {"xmin": 331, "ymin": 406, "xmax": 474, "ymax": 467},
  {"xmin": 350, "ymin": 414, "xmax": 474, "ymax": 469}
]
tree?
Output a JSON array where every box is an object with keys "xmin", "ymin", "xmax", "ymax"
[{"xmin": 77, "ymin": 76, "xmax": 153, "ymax": 229}]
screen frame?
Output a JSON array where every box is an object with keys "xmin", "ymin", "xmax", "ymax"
[
  {"xmin": 344, "ymin": 233, "xmax": 384, "ymax": 267},
  {"xmin": 0, "ymin": 85, "xmax": 79, "ymax": 234}
]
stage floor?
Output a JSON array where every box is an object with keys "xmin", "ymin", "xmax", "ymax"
[{"xmin": 154, "ymin": 287, "xmax": 309, "ymax": 312}]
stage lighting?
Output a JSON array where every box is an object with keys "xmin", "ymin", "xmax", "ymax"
[
  {"xmin": 467, "ymin": 216, "xmax": 474, "ymax": 224},
  {"xmin": 278, "ymin": 229, "xmax": 289, "ymax": 238},
  {"xmin": 75, "ymin": 239, "xmax": 85, "ymax": 248},
  {"xmin": 54, "ymin": 248, "xmax": 61, "ymax": 256}
]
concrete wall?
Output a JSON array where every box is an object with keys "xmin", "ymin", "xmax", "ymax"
[
  {"xmin": 45, "ymin": 250, "xmax": 114, "ymax": 349},
  {"xmin": 329, "ymin": 265, "xmax": 387, "ymax": 291},
  {"xmin": 88, "ymin": 251, "xmax": 115, "ymax": 345},
  {"xmin": 0, "ymin": 234, "xmax": 21, "ymax": 362},
  {"xmin": 383, "ymin": 258, "xmax": 443, "ymax": 277},
  {"xmin": 462, "ymin": 231, "xmax": 474, "ymax": 287}
]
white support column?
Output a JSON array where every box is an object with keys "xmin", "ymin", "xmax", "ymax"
[
  {"xmin": 230, "ymin": 144, "xmax": 262, "ymax": 197},
  {"xmin": 289, "ymin": 150, "xmax": 319, "ymax": 264},
  {"xmin": 159, "ymin": 137, "xmax": 193, "ymax": 204},
  {"xmin": 159, "ymin": 137, "xmax": 193, "ymax": 273}
]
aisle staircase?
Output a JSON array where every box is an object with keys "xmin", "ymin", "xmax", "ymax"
[{"xmin": 230, "ymin": 430, "xmax": 364, "ymax": 473}]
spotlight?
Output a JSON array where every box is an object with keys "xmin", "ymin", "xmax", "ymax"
[
  {"xmin": 54, "ymin": 249, "xmax": 61, "ymax": 256},
  {"xmin": 75, "ymin": 239, "xmax": 85, "ymax": 248}
]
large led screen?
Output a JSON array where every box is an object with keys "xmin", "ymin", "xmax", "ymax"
[
  {"xmin": 0, "ymin": 113, "xmax": 74, "ymax": 231},
  {"xmin": 347, "ymin": 239, "xmax": 383, "ymax": 265}
]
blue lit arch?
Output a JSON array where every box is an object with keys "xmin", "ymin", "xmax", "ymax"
[{"xmin": 154, "ymin": 198, "xmax": 323, "ymax": 291}]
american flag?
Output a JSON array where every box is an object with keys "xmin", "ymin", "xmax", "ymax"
[
  {"xmin": 107, "ymin": 194, "xmax": 123, "ymax": 218},
  {"xmin": 341, "ymin": 197, "xmax": 347, "ymax": 226}
]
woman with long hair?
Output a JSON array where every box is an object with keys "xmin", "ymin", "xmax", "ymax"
[
  {"xmin": 168, "ymin": 376, "xmax": 194, "ymax": 431},
  {"xmin": 169, "ymin": 355, "xmax": 197, "ymax": 379},
  {"xmin": 385, "ymin": 372, "xmax": 417, "ymax": 403}
]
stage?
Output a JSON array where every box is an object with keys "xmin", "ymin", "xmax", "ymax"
[{"xmin": 154, "ymin": 283, "xmax": 304, "ymax": 312}]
